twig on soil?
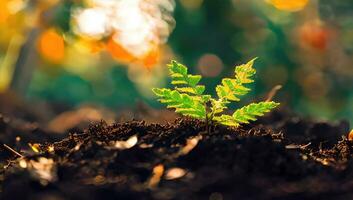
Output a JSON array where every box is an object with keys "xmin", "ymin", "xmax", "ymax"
[
  {"xmin": 4, "ymin": 159, "xmax": 17, "ymax": 169},
  {"xmin": 3, "ymin": 144, "xmax": 23, "ymax": 158},
  {"xmin": 285, "ymin": 142, "xmax": 311, "ymax": 150}
]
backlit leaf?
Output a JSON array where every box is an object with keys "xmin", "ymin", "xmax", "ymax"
[
  {"xmin": 214, "ymin": 101, "xmax": 279, "ymax": 127},
  {"xmin": 216, "ymin": 58, "xmax": 256, "ymax": 102}
]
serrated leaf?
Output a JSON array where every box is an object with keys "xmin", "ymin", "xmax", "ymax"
[
  {"xmin": 232, "ymin": 101, "xmax": 279, "ymax": 121},
  {"xmin": 195, "ymin": 85, "xmax": 205, "ymax": 95},
  {"xmin": 169, "ymin": 60, "xmax": 188, "ymax": 75},
  {"xmin": 152, "ymin": 88, "xmax": 206, "ymax": 119},
  {"xmin": 210, "ymin": 99, "xmax": 227, "ymax": 115},
  {"xmin": 234, "ymin": 58, "xmax": 257, "ymax": 84},
  {"xmin": 202, "ymin": 95, "xmax": 212, "ymax": 102},
  {"xmin": 215, "ymin": 58, "xmax": 257, "ymax": 103},
  {"xmin": 167, "ymin": 61, "xmax": 206, "ymax": 96},
  {"xmin": 171, "ymin": 75, "xmax": 188, "ymax": 85},
  {"xmin": 214, "ymin": 101, "xmax": 279, "ymax": 127},
  {"xmin": 187, "ymin": 75, "xmax": 201, "ymax": 86},
  {"xmin": 176, "ymin": 85, "xmax": 205, "ymax": 95},
  {"xmin": 176, "ymin": 87, "xmax": 195, "ymax": 94},
  {"xmin": 213, "ymin": 115, "xmax": 240, "ymax": 127},
  {"xmin": 153, "ymin": 58, "xmax": 280, "ymax": 128},
  {"xmin": 152, "ymin": 88, "xmax": 164, "ymax": 96},
  {"xmin": 216, "ymin": 80, "xmax": 248, "ymax": 102}
]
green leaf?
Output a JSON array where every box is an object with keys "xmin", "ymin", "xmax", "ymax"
[
  {"xmin": 213, "ymin": 115, "xmax": 240, "ymax": 127},
  {"xmin": 153, "ymin": 58, "xmax": 280, "ymax": 128},
  {"xmin": 195, "ymin": 85, "xmax": 206, "ymax": 95},
  {"xmin": 232, "ymin": 101, "xmax": 279, "ymax": 122},
  {"xmin": 176, "ymin": 85, "xmax": 205, "ymax": 95},
  {"xmin": 214, "ymin": 101, "xmax": 279, "ymax": 127},
  {"xmin": 176, "ymin": 87, "xmax": 195, "ymax": 94},
  {"xmin": 234, "ymin": 58, "xmax": 257, "ymax": 84},
  {"xmin": 168, "ymin": 61, "xmax": 204, "ymax": 93},
  {"xmin": 216, "ymin": 58, "xmax": 257, "ymax": 102},
  {"xmin": 168, "ymin": 61, "xmax": 189, "ymax": 86},
  {"xmin": 152, "ymin": 88, "xmax": 207, "ymax": 119},
  {"xmin": 153, "ymin": 60, "xmax": 211, "ymax": 119},
  {"xmin": 152, "ymin": 88, "xmax": 164, "ymax": 96},
  {"xmin": 210, "ymin": 99, "xmax": 228, "ymax": 115},
  {"xmin": 202, "ymin": 95, "xmax": 212, "ymax": 102},
  {"xmin": 171, "ymin": 76, "xmax": 188, "ymax": 85},
  {"xmin": 169, "ymin": 60, "xmax": 187, "ymax": 76},
  {"xmin": 187, "ymin": 75, "xmax": 202, "ymax": 86}
]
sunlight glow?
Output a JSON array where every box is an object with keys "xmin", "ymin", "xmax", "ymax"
[
  {"xmin": 266, "ymin": 0, "xmax": 309, "ymax": 12},
  {"xmin": 72, "ymin": 0, "xmax": 175, "ymax": 61},
  {"xmin": 74, "ymin": 8, "xmax": 109, "ymax": 39}
]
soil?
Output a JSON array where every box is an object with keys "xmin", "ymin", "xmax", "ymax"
[{"xmin": 0, "ymin": 107, "xmax": 351, "ymax": 200}]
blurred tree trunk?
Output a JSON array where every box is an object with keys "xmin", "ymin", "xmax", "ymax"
[{"xmin": 10, "ymin": 29, "xmax": 40, "ymax": 95}]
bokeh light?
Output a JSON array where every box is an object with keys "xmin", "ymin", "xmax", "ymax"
[
  {"xmin": 73, "ymin": 8, "xmax": 109, "ymax": 39},
  {"xmin": 71, "ymin": 0, "xmax": 175, "ymax": 67},
  {"xmin": 266, "ymin": 0, "xmax": 309, "ymax": 12},
  {"xmin": 298, "ymin": 20, "xmax": 331, "ymax": 51},
  {"xmin": 37, "ymin": 28, "xmax": 65, "ymax": 63},
  {"xmin": 0, "ymin": 0, "xmax": 352, "ymax": 125},
  {"xmin": 197, "ymin": 54, "xmax": 223, "ymax": 77}
]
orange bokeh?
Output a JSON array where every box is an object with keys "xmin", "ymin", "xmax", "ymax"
[
  {"xmin": 267, "ymin": 0, "xmax": 309, "ymax": 12},
  {"xmin": 106, "ymin": 38, "xmax": 135, "ymax": 63},
  {"xmin": 106, "ymin": 37, "xmax": 161, "ymax": 68},
  {"xmin": 0, "ymin": 0, "xmax": 10, "ymax": 24},
  {"xmin": 299, "ymin": 22, "xmax": 330, "ymax": 51},
  {"xmin": 142, "ymin": 47, "xmax": 160, "ymax": 69},
  {"xmin": 0, "ymin": 10, "xmax": 9, "ymax": 25},
  {"xmin": 38, "ymin": 29, "xmax": 65, "ymax": 63}
]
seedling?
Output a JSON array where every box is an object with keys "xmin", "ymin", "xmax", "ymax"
[{"xmin": 152, "ymin": 58, "xmax": 279, "ymax": 129}]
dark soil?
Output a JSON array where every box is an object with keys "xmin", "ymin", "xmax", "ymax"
[{"xmin": 0, "ymin": 109, "xmax": 351, "ymax": 200}]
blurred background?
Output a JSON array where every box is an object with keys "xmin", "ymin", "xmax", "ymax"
[{"xmin": 0, "ymin": 0, "xmax": 352, "ymax": 129}]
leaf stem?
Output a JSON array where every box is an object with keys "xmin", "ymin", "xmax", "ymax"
[{"xmin": 205, "ymin": 108, "xmax": 209, "ymax": 135}]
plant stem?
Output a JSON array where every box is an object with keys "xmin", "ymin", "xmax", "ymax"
[
  {"xmin": 205, "ymin": 112, "xmax": 210, "ymax": 135},
  {"xmin": 204, "ymin": 102, "xmax": 211, "ymax": 135}
]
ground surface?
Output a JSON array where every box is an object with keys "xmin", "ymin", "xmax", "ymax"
[{"xmin": 0, "ymin": 108, "xmax": 351, "ymax": 200}]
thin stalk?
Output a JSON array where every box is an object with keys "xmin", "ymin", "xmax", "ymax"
[{"xmin": 205, "ymin": 111, "xmax": 210, "ymax": 135}]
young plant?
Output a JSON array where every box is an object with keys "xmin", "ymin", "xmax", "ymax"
[{"xmin": 152, "ymin": 58, "xmax": 279, "ymax": 128}]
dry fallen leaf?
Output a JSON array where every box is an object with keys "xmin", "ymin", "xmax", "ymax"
[
  {"xmin": 178, "ymin": 136, "xmax": 201, "ymax": 155},
  {"xmin": 74, "ymin": 143, "xmax": 82, "ymax": 151},
  {"xmin": 148, "ymin": 164, "xmax": 164, "ymax": 189},
  {"xmin": 19, "ymin": 159, "xmax": 27, "ymax": 168},
  {"xmin": 28, "ymin": 143, "xmax": 41, "ymax": 153},
  {"xmin": 165, "ymin": 167, "xmax": 186, "ymax": 180},
  {"xmin": 140, "ymin": 143, "xmax": 153, "ymax": 148},
  {"xmin": 348, "ymin": 129, "xmax": 353, "ymax": 141},
  {"xmin": 47, "ymin": 145, "xmax": 55, "ymax": 153},
  {"xmin": 20, "ymin": 157, "xmax": 57, "ymax": 185},
  {"xmin": 112, "ymin": 135, "xmax": 138, "ymax": 150}
]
